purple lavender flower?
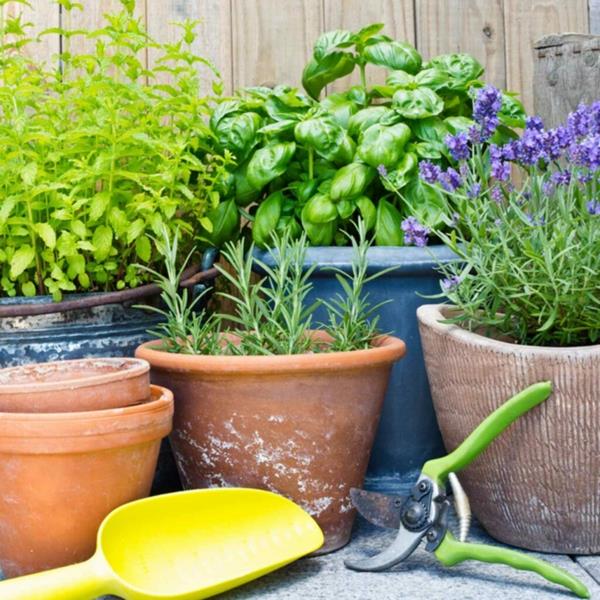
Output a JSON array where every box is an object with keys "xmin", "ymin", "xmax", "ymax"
[
  {"xmin": 568, "ymin": 103, "xmax": 592, "ymax": 138},
  {"xmin": 587, "ymin": 200, "xmax": 600, "ymax": 215},
  {"xmin": 542, "ymin": 181, "xmax": 555, "ymax": 196},
  {"xmin": 439, "ymin": 167, "xmax": 462, "ymax": 192},
  {"xmin": 445, "ymin": 132, "xmax": 470, "ymax": 161},
  {"xmin": 513, "ymin": 128, "xmax": 547, "ymax": 166},
  {"xmin": 467, "ymin": 125, "xmax": 482, "ymax": 144},
  {"xmin": 490, "ymin": 185, "xmax": 503, "ymax": 204},
  {"xmin": 525, "ymin": 213, "xmax": 546, "ymax": 226},
  {"xmin": 491, "ymin": 159, "xmax": 511, "ymax": 182},
  {"xmin": 441, "ymin": 275, "xmax": 461, "ymax": 292},
  {"xmin": 472, "ymin": 85, "xmax": 502, "ymax": 140},
  {"xmin": 525, "ymin": 116, "xmax": 544, "ymax": 132},
  {"xmin": 377, "ymin": 164, "xmax": 388, "ymax": 177},
  {"xmin": 401, "ymin": 217, "xmax": 430, "ymax": 247},
  {"xmin": 467, "ymin": 183, "xmax": 482, "ymax": 199},
  {"xmin": 551, "ymin": 170, "xmax": 571, "ymax": 186},
  {"xmin": 572, "ymin": 134, "xmax": 600, "ymax": 170},
  {"xmin": 419, "ymin": 160, "xmax": 441, "ymax": 184}
]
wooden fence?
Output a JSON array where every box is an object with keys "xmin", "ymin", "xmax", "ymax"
[{"xmin": 10, "ymin": 0, "xmax": 600, "ymax": 112}]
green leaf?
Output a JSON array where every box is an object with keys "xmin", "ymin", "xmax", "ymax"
[
  {"xmin": 348, "ymin": 106, "xmax": 397, "ymax": 137},
  {"xmin": 10, "ymin": 245, "xmax": 35, "ymax": 278},
  {"xmin": 135, "ymin": 235, "xmax": 152, "ymax": 262},
  {"xmin": 127, "ymin": 219, "xmax": 146, "ymax": 245},
  {"xmin": 393, "ymin": 88, "xmax": 444, "ymax": 119},
  {"xmin": 89, "ymin": 192, "xmax": 110, "ymax": 221},
  {"xmin": 424, "ymin": 53, "xmax": 484, "ymax": 91},
  {"xmin": 314, "ymin": 29, "xmax": 353, "ymax": 61},
  {"xmin": 330, "ymin": 163, "xmax": 376, "ymax": 201},
  {"xmin": 302, "ymin": 52, "xmax": 355, "ymax": 100},
  {"xmin": 0, "ymin": 196, "xmax": 16, "ymax": 224},
  {"xmin": 200, "ymin": 199, "xmax": 239, "ymax": 247},
  {"xmin": 499, "ymin": 93, "xmax": 526, "ymax": 129},
  {"xmin": 21, "ymin": 281, "xmax": 36, "ymax": 297},
  {"xmin": 357, "ymin": 123, "xmax": 411, "ymax": 169},
  {"xmin": 302, "ymin": 193, "xmax": 338, "ymax": 224},
  {"xmin": 402, "ymin": 176, "xmax": 447, "ymax": 229},
  {"xmin": 247, "ymin": 142, "xmax": 296, "ymax": 189},
  {"xmin": 253, "ymin": 191, "xmax": 283, "ymax": 248},
  {"xmin": 34, "ymin": 223, "xmax": 56, "ymax": 249},
  {"xmin": 363, "ymin": 40, "xmax": 422, "ymax": 73},
  {"xmin": 375, "ymin": 199, "xmax": 403, "ymax": 246},
  {"xmin": 355, "ymin": 196, "xmax": 376, "ymax": 231},
  {"xmin": 20, "ymin": 162, "xmax": 37, "ymax": 186},
  {"xmin": 92, "ymin": 225, "xmax": 113, "ymax": 261}
]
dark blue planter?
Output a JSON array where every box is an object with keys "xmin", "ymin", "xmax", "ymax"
[{"xmin": 252, "ymin": 244, "xmax": 458, "ymax": 489}]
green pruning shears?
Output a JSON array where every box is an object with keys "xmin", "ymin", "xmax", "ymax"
[{"xmin": 346, "ymin": 382, "xmax": 590, "ymax": 598}]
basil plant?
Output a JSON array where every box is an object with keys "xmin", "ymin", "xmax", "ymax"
[{"xmin": 205, "ymin": 23, "xmax": 525, "ymax": 248}]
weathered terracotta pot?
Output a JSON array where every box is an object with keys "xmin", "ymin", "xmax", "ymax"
[
  {"xmin": 136, "ymin": 333, "xmax": 405, "ymax": 552},
  {"xmin": 0, "ymin": 357, "xmax": 150, "ymax": 413},
  {"xmin": 418, "ymin": 304, "xmax": 600, "ymax": 554},
  {"xmin": 0, "ymin": 384, "xmax": 173, "ymax": 577}
]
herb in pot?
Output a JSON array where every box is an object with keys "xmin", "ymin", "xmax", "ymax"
[
  {"xmin": 145, "ymin": 220, "xmax": 391, "ymax": 355},
  {"xmin": 206, "ymin": 23, "xmax": 525, "ymax": 248},
  {"xmin": 423, "ymin": 87, "xmax": 600, "ymax": 346},
  {"xmin": 0, "ymin": 0, "xmax": 230, "ymax": 299}
]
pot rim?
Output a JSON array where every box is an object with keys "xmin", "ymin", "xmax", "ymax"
[
  {"xmin": 417, "ymin": 304, "xmax": 600, "ymax": 355},
  {"xmin": 0, "ymin": 357, "xmax": 149, "ymax": 394},
  {"xmin": 135, "ymin": 332, "xmax": 406, "ymax": 374}
]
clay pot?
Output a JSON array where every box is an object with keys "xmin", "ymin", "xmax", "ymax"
[
  {"xmin": 136, "ymin": 333, "xmax": 405, "ymax": 553},
  {"xmin": 0, "ymin": 357, "xmax": 150, "ymax": 413},
  {"xmin": 0, "ymin": 384, "xmax": 173, "ymax": 577},
  {"xmin": 418, "ymin": 304, "xmax": 600, "ymax": 554}
]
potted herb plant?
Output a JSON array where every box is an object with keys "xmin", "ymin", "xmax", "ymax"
[
  {"xmin": 136, "ymin": 223, "xmax": 406, "ymax": 552},
  {"xmin": 417, "ymin": 91, "xmax": 600, "ymax": 553},
  {"xmin": 0, "ymin": 0, "xmax": 226, "ymax": 366},
  {"xmin": 205, "ymin": 23, "xmax": 526, "ymax": 485}
]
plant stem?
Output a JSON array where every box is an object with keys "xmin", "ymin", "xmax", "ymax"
[
  {"xmin": 308, "ymin": 147, "xmax": 314, "ymax": 180},
  {"xmin": 359, "ymin": 62, "xmax": 367, "ymax": 93}
]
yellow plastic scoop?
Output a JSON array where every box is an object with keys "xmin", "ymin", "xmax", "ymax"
[{"xmin": 0, "ymin": 488, "xmax": 324, "ymax": 599}]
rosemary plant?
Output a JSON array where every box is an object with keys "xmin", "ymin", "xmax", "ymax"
[{"xmin": 145, "ymin": 221, "xmax": 390, "ymax": 356}]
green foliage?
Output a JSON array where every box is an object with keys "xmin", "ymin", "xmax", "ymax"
[
  {"xmin": 0, "ymin": 1, "xmax": 230, "ymax": 299},
  {"xmin": 147, "ymin": 221, "xmax": 389, "ymax": 356},
  {"xmin": 207, "ymin": 23, "xmax": 524, "ymax": 249}
]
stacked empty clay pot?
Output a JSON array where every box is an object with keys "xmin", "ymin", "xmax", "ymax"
[{"xmin": 0, "ymin": 358, "xmax": 174, "ymax": 578}]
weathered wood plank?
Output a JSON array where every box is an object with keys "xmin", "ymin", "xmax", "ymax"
[
  {"xmin": 4, "ymin": 1, "xmax": 60, "ymax": 65},
  {"xmin": 325, "ymin": 0, "xmax": 415, "ymax": 91},
  {"xmin": 504, "ymin": 0, "xmax": 589, "ymax": 113},
  {"xmin": 416, "ymin": 0, "xmax": 506, "ymax": 89},
  {"xmin": 146, "ymin": 0, "xmax": 233, "ymax": 94},
  {"xmin": 533, "ymin": 33, "xmax": 600, "ymax": 127},
  {"xmin": 591, "ymin": 0, "xmax": 600, "ymax": 34},
  {"xmin": 231, "ymin": 0, "xmax": 324, "ymax": 91}
]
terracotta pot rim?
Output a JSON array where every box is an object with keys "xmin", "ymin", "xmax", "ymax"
[
  {"xmin": 0, "ymin": 384, "xmax": 171, "ymax": 425},
  {"xmin": 0, "ymin": 357, "xmax": 150, "ymax": 394},
  {"xmin": 417, "ymin": 304, "xmax": 600, "ymax": 355},
  {"xmin": 135, "ymin": 332, "xmax": 406, "ymax": 374}
]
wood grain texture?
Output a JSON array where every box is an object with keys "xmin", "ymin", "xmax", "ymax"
[
  {"xmin": 4, "ymin": 1, "xmax": 60, "ymax": 64},
  {"xmin": 325, "ymin": 0, "xmax": 416, "ymax": 91},
  {"xmin": 146, "ymin": 0, "xmax": 233, "ymax": 93},
  {"xmin": 416, "ymin": 0, "xmax": 506, "ymax": 88},
  {"xmin": 534, "ymin": 34, "xmax": 600, "ymax": 127},
  {"xmin": 231, "ymin": 0, "xmax": 324, "ymax": 90},
  {"xmin": 504, "ymin": 0, "xmax": 589, "ymax": 113},
  {"xmin": 591, "ymin": 0, "xmax": 600, "ymax": 34}
]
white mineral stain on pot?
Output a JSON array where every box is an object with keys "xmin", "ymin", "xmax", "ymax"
[{"xmin": 302, "ymin": 496, "xmax": 334, "ymax": 517}]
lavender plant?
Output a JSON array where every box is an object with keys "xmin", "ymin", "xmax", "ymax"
[
  {"xmin": 0, "ymin": 0, "xmax": 230, "ymax": 300},
  {"xmin": 420, "ymin": 86, "xmax": 600, "ymax": 346}
]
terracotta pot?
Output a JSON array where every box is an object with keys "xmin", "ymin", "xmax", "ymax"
[
  {"xmin": 418, "ymin": 304, "xmax": 600, "ymax": 554},
  {"xmin": 0, "ymin": 384, "xmax": 173, "ymax": 577},
  {"xmin": 136, "ymin": 333, "xmax": 405, "ymax": 553},
  {"xmin": 0, "ymin": 357, "xmax": 150, "ymax": 413}
]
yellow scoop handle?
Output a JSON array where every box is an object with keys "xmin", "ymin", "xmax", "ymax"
[{"xmin": 0, "ymin": 557, "xmax": 113, "ymax": 600}]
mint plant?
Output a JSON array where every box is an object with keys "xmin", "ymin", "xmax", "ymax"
[{"xmin": 0, "ymin": 0, "xmax": 230, "ymax": 299}]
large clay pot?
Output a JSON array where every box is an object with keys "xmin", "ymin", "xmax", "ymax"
[
  {"xmin": 0, "ymin": 357, "xmax": 150, "ymax": 413},
  {"xmin": 418, "ymin": 304, "xmax": 600, "ymax": 554},
  {"xmin": 136, "ymin": 333, "xmax": 405, "ymax": 553},
  {"xmin": 0, "ymin": 384, "xmax": 173, "ymax": 578}
]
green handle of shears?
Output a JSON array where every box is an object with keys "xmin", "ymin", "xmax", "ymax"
[
  {"xmin": 422, "ymin": 381, "xmax": 552, "ymax": 483},
  {"xmin": 434, "ymin": 532, "xmax": 590, "ymax": 598}
]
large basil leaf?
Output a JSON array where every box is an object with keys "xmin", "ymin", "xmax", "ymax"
[
  {"xmin": 330, "ymin": 162, "xmax": 376, "ymax": 201},
  {"xmin": 302, "ymin": 193, "xmax": 338, "ymax": 224},
  {"xmin": 209, "ymin": 100, "xmax": 241, "ymax": 132},
  {"xmin": 393, "ymin": 87, "xmax": 444, "ymax": 119},
  {"xmin": 375, "ymin": 198, "xmax": 403, "ymax": 245},
  {"xmin": 247, "ymin": 142, "xmax": 296, "ymax": 189},
  {"xmin": 233, "ymin": 161, "xmax": 261, "ymax": 206},
  {"xmin": 320, "ymin": 93, "xmax": 359, "ymax": 128},
  {"xmin": 386, "ymin": 70, "xmax": 415, "ymax": 88},
  {"xmin": 336, "ymin": 198, "xmax": 355, "ymax": 220},
  {"xmin": 355, "ymin": 195, "xmax": 376, "ymax": 231},
  {"xmin": 410, "ymin": 116, "xmax": 449, "ymax": 143},
  {"xmin": 363, "ymin": 40, "xmax": 422, "ymax": 74},
  {"xmin": 226, "ymin": 112, "xmax": 262, "ymax": 161},
  {"xmin": 381, "ymin": 152, "xmax": 417, "ymax": 192},
  {"xmin": 424, "ymin": 53, "xmax": 484, "ymax": 91},
  {"xmin": 402, "ymin": 176, "xmax": 447, "ymax": 229},
  {"xmin": 414, "ymin": 68, "xmax": 452, "ymax": 92},
  {"xmin": 264, "ymin": 87, "xmax": 313, "ymax": 121},
  {"xmin": 199, "ymin": 199, "xmax": 239, "ymax": 247},
  {"xmin": 302, "ymin": 219, "xmax": 337, "ymax": 246},
  {"xmin": 294, "ymin": 116, "xmax": 353, "ymax": 163},
  {"xmin": 499, "ymin": 93, "xmax": 526, "ymax": 128},
  {"xmin": 314, "ymin": 29, "xmax": 354, "ymax": 60},
  {"xmin": 253, "ymin": 191, "xmax": 283, "ymax": 248},
  {"xmin": 444, "ymin": 116, "xmax": 474, "ymax": 134},
  {"xmin": 353, "ymin": 23, "xmax": 384, "ymax": 46},
  {"xmin": 302, "ymin": 52, "xmax": 355, "ymax": 100},
  {"xmin": 357, "ymin": 123, "xmax": 411, "ymax": 169},
  {"xmin": 348, "ymin": 106, "xmax": 397, "ymax": 137}
]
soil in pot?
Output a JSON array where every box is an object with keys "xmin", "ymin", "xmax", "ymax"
[
  {"xmin": 0, "ymin": 384, "xmax": 173, "ymax": 578},
  {"xmin": 0, "ymin": 357, "xmax": 150, "ymax": 413},
  {"xmin": 136, "ymin": 333, "xmax": 405, "ymax": 553},
  {"xmin": 418, "ymin": 303, "xmax": 600, "ymax": 554}
]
